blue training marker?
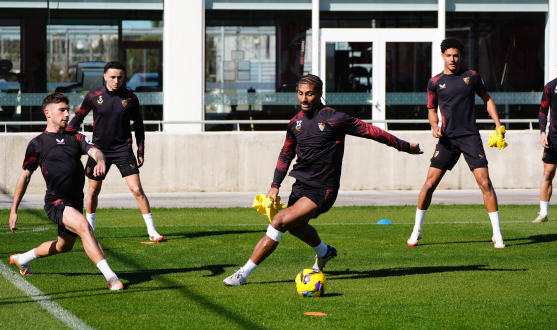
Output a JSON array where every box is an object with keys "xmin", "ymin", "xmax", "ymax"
[{"xmin": 377, "ymin": 219, "xmax": 392, "ymax": 225}]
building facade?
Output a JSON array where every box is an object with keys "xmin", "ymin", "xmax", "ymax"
[{"xmin": 0, "ymin": 0, "xmax": 556, "ymax": 132}]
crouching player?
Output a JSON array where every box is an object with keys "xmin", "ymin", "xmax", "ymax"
[
  {"xmin": 9, "ymin": 93, "xmax": 123, "ymax": 291},
  {"xmin": 223, "ymin": 74, "xmax": 423, "ymax": 286}
]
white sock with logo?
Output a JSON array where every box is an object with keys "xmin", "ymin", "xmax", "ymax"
[
  {"xmin": 312, "ymin": 241, "xmax": 328, "ymax": 258},
  {"xmin": 143, "ymin": 213, "xmax": 157, "ymax": 235},
  {"xmin": 241, "ymin": 259, "xmax": 258, "ymax": 277},
  {"xmin": 96, "ymin": 259, "xmax": 117, "ymax": 281},
  {"xmin": 18, "ymin": 249, "xmax": 37, "ymax": 265},
  {"xmin": 86, "ymin": 213, "xmax": 96, "ymax": 231},
  {"xmin": 540, "ymin": 201, "xmax": 549, "ymax": 216}
]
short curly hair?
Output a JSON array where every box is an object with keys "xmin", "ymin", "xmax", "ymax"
[{"xmin": 440, "ymin": 37, "xmax": 464, "ymax": 54}]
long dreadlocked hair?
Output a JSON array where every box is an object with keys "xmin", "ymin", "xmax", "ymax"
[{"xmin": 297, "ymin": 74, "xmax": 326, "ymax": 105}]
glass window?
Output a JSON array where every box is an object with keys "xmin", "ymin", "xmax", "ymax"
[
  {"xmin": 446, "ymin": 12, "xmax": 546, "ymax": 129},
  {"xmin": 385, "ymin": 42, "xmax": 432, "ymax": 130},
  {"xmin": 205, "ymin": 10, "xmax": 311, "ymax": 131}
]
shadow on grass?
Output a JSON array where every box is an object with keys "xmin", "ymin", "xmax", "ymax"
[
  {"xmin": 0, "ymin": 285, "xmax": 185, "ymax": 307},
  {"xmin": 104, "ymin": 249, "xmax": 265, "ymax": 330},
  {"xmin": 505, "ymin": 233, "xmax": 557, "ymax": 246},
  {"xmin": 96, "ymin": 229, "xmax": 265, "ymax": 241},
  {"xmin": 257, "ymin": 264, "xmax": 526, "ymax": 284},
  {"xmin": 160, "ymin": 229, "xmax": 265, "ymax": 241},
  {"xmin": 418, "ymin": 233, "xmax": 557, "ymax": 247},
  {"xmin": 326, "ymin": 264, "xmax": 526, "ymax": 280}
]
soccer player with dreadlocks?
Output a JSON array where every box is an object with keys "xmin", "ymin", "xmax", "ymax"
[{"xmin": 223, "ymin": 74, "xmax": 423, "ymax": 286}]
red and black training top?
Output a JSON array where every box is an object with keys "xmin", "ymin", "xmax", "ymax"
[
  {"xmin": 66, "ymin": 86, "xmax": 145, "ymax": 158},
  {"xmin": 539, "ymin": 78, "xmax": 557, "ymax": 136},
  {"xmin": 271, "ymin": 106, "xmax": 410, "ymax": 190},
  {"xmin": 427, "ymin": 69, "xmax": 489, "ymax": 138},
  {"xmin": 23, "ymin": 131, "xmax": 94, "ymax": 207}
]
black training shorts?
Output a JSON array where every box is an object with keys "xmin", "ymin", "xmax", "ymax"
[
  {"xmin": 86, "ymin": 151, "xmax": 139, "ymax": 181},
  {"xmin": 287, "ymin": 181, "xmax": 338, "ymax": 219},
  {"xmin": 430, "ymin": 134, "xmax": 488, "ymax": 171},
  {"xmin": 542, "ymin": 135, "xmax": 557, "ymax": 164},
  {"xmin": 44, "ymin": 199, "xmax": 79, "ymax": 238}
]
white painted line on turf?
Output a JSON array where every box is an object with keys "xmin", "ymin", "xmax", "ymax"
[{"xmin": 0, "ymin": 260, "xmax": 94, "ymax": 330}]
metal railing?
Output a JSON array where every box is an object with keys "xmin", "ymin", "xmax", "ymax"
[{"xmin": 0, "ymin": 118, "xmax": 539, "ymax": 133}]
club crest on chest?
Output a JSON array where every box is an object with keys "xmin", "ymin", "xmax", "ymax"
[
  {"xmin": 295, "ymin": 119, "xmax": 302, "ymax": 131},
  {"xmin": 97, "ymin": 95, "xmax": 104, "ymax": 105},
  {"xmin": 121, "ymin": 100, "xmax": 128, "ymax": 107},
  {"xmin": 463, "ymin": 77, "xmax": 470, "ymax": 84},
  {"xmin": 318, "ymin": 122, "xmax": 325, "ymax": 131}
]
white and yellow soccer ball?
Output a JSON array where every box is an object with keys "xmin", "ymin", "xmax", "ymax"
[{"xmin": 295, "ymin": 268, "xmax": 327, "ymax": 297}]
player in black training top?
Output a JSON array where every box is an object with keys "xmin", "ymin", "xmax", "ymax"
[
  {"xmin": 407, "ymin": 37, "xmax": 506, "ymax": 249},
  {"xmin": 9, "ymin": 93, "xmax": 123, "ymax": 291},
  {"xmin": 532, "ymin": 78, "xmax": 557, "ymax": 223},
  {"xmin": 223, "ymin": 74, "xmax": 423, "ymax": 286},
  {"xmin": 66, "ymin": 61, "xmax": 163, "ymax": 242}
]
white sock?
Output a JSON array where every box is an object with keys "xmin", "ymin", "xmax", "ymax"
[
  {"xmin": 413, "ymin": 209, "xmax": 427, "ymax": 233},
  {"xmin": 489, "ymin": 211, "xmax": 503, "ymax": 240},
  {"xmin": 240, "ymin": 259, "xmax": 258, "ymax": 277},
  {"xmin": 18, "ymin": 249, "xmax": 37, "ymax": 265},
  {"xmin": 312, "ymin": 241, "xmax": 328, "ymax": 258},
  {"xmin": 540, "ymin": 201, "xmax": 549, "ymax": 215},
  {"xmin": 96, "ymin": 259, "xmax": 117, "ymax": 281},
  {"xmin": 86, "ymin": 213, "xmax": 96, "ymax": 231},
  {"xmin": 143, "ymin": 213, "xmax": 157, "ymax": 235}
]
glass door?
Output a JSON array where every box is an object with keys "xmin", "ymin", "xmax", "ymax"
[{"xmin": 320, "ymin": 28, "xmax": 440, "ymax": 129}]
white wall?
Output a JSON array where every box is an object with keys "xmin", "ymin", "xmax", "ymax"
[{"xmin": 0, "ymin": 131, "xmax": 545, "ymax": 195}]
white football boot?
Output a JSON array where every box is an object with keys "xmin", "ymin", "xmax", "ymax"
[
  {"xmin": 492, "ymin": 236, "xmax": 505, "ymax": 249},
  {"xmin": 223, "ymin": 269, "xmax": 247, "ymax": 286},
  {"xmin": 407, "ymin": 231, "xmax": 422, "ymax": 247},
  {"xmin": 532, "ymin": 213, "xmax": 548, "ymax": 223}
]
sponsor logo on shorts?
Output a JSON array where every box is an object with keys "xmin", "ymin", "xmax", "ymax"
[
  {"xmin": 479, "ymin": 154, "xmax": 485, "ymax": 158},
  {"xmin": 318, "ymin": 122, "xmax": 325, "ymax": 131},
  {"xmin": 121, "ymin": 100, "xmax": 128, "ymax": 107},
  {"xmin": 554, "ymin": 88, "xmax": 557, "ymax": 94},
  {"xmin": 130, "ymin": 164, "xmax": 136, "ymax": 169},
  {"xmin": 463, "ymin": 77, "xmax": 470, "ymax": 84},
  {"xmin": 439, "ymin": 84, "xmax": 446, "ymax": 89},
  {"xmin": 86, "ymin": 166, "xmax": 91, "ymax": 174},
  {"xmin": 543, "ymin": 152, "xmax": 547, "ymax": 158},
  {"xmin": 295, "ymin": 119, "xmax": 302, "ymax": 131},
  {"xmin": 434, "ymin": 151, "xmax": 439, "ymax": 157},
  {"xmin": 97, "ymin": 95, "xmax": 104, "ymax": 105}
]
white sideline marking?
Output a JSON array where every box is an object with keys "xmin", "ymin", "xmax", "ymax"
[{"xmin": 0, "ymin": 260, "xmax": 94, "ymax": 330}]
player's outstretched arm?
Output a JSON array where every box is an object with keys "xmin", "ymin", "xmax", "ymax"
[
  {"xmin": 87, "ymin": 147, "xmax": 106, "ymax": 178},
  {"xmin": 428, "ymin": 108, "xmax": 442, "ymax": 138},
  {"xmin": 406, "ymin": 143, "xmax": 423, "ymax": 155},
  {"xmin": 9, "ymin": 169, "xmax": 33, "ymax": 233}
]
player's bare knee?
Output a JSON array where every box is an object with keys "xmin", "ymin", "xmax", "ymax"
[
  {"xmin": 131, "ymin": 186, "xmax": 145, "ymax": 199},
  {"xmin": 270, "ymin": 217, "xmax": 287, "ymax": 232}
]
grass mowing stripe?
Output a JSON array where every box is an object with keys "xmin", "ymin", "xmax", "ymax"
[{"xmin": 0, "ymin": 260, "xmax": 94, "ymax": 330}]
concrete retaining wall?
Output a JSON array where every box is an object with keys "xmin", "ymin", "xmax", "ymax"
[{"xmin": 0, "ymin": 130, "xmax": 543, "ymax": 195}]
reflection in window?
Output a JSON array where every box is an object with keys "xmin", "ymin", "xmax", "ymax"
[{"xmin": 47, "ymin": 25, "xmax": 118, "ymax": 91}]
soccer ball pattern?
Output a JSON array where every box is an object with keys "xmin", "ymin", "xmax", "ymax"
[{"xmin": 295, "ymin": 268, "xmax": 327, "ymax": 297}]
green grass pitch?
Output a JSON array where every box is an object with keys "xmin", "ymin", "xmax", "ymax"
[{"xmin": 1, "ymin": 205, "xmax": 557, "ymax": 329}]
